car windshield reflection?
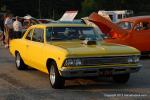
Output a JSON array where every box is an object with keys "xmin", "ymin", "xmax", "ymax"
[{"xmin": 46, "ymin": 27, "xmax": 103, "ymax": 42}]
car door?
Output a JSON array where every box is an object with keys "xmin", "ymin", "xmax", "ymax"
[
  {"xmin": 22, "ymin": 28, "xmax": 34, "ymax": 65},
  {"xmin": 130, "ymin": 21, "xmax": 150, "ymax": 51},
  {"xmin": 27, "ymin": 28, "xmax": 45, "ymax": 71}
]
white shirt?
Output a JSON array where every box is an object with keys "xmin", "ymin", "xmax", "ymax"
[
  {"xmin": 5, "ymin": 17, "xmax": 13, "ymax": 29},
  {"xmin": 13, "ymin": 20, "xmax": 22, "ymax": 32}
]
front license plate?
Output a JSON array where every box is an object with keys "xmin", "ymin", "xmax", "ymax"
[{"xmin": 99, "ymin": 70, "xmax": 112, "ymax": 76}]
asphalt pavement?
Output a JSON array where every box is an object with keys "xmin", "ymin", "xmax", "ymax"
[{"xmin": 0, "ymin": 45, "xmax": 150, "ymax": 100}]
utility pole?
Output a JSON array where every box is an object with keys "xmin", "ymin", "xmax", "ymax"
[{"xmin": 53, "ymin": 8, "xmax": 55, "ymax": 20}]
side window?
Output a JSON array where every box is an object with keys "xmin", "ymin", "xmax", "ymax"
[
  {"xmin": 118, "ymin": 14, "xmax": 122, "ymax": 19},
  {"xmin": 134, "ymin": 21, "xmax": 150, "ymax": 31},
  {"xmin": 109, "ymin": 15, "xmax": 113, "ymax": 21},
  {"xmin": 32, "ymin": 28, "xmax": 44, "ymax": 43},
  {"xmin": 46, "ymin": 28, "xmax": 52, "ymax": 42},
  {"xmin": 26, "ymin": 29, "xmax": 33, "ymax": 40}
]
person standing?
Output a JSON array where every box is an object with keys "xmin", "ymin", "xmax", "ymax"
[
  {"xmin": 13, "ymin": 16, "xmax": 22, "ymax": 38},
  {"xmin": 4, "ymin": 13, "xmax": 13, "ymax": 47},
  {"xmin": 0, "ymin": 15, "xmax": 3, "ymax": 40},
  {"xmin": 0, "ymin": 14, "xmax": 5, "ymax": 45}
]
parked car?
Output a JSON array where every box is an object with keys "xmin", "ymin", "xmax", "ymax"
[
  {"xmin": 9, "ymin": 23, "xmax": 141, "ymax": 89},
  {"xmin": 89, "ymin": 12, "xmax": 150, "ymax": 56},
  {"xmin": 51, "ymin": 19, "xmax": 85, "ymax": 24},
  {"xmin": 38, "ymin": 19, "xmax": 53, "ymax": 24}
]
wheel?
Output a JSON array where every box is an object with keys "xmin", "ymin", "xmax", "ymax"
[
  {"xmin": 15, "ymin": 52, "xmax": 27, "ymax": 70},
  {"xmin": 49, "ymin": 61, "xmax": 65, "ymax": 89},
  {"xmin": 112, "ymin": 73, "xmax": 130, "ymax": 84}
]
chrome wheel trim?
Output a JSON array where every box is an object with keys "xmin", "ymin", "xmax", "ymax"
[
  {"xmin": 16, "ymin": 54, "xmax": 21, "ymax": 68},
  {"xmin": 50, "ymin": 65, "xmax": 56, "ymax": 85}
]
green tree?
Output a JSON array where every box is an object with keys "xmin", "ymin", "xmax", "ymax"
[
  {"xmin": 81, "ymin": 0, "xmax": 97, "ymax": 17},
  {"xmin": 1, "ymin": 0, "xmax": 150, "ymax": 19}
]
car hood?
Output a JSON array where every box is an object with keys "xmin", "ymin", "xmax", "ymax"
[
  {"xmin": 88, "ymin": 12, "xmax": 128, "ymax": 38},
  {"xmin": 50, "ymin": 41, "xmax": 139, "ymax": 57}
]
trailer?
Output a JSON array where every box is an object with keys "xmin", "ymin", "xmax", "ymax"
[{"xmin": 98, "ymin": 10, "xmax": 133, "ymax": 22}]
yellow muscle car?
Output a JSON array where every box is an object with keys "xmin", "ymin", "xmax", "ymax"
[{"xmin": 9, "ymin": 23, "xmax": 141, "ymax": 89}]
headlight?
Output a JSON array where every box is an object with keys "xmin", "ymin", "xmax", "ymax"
[
  {"xmin": 128, "ymin": 57, "xmax": 133, "ymax": 63},
  {"xmin": 75, "ymin": 59, "xmax": 82, "ymax": 66},
  {"xmin": 133, "ymin": 56, "xmax": 140, "ymax": 63},
  {"xmin": 128, "ymin": 56, "xmax": 140, "ymax": 63},
  {"xmin": 64, "ymin": 59, "xmax": 74, "ymax": 66},
  {"xmin": 64, "ymin": 58, "xmax": 82, "ymax": 66}
]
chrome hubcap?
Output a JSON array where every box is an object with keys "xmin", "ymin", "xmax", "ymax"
[
  {"xmin": 50, "ymin": 65, "xmax": 55, "ymax": 85},
  {"xmin": 16, "ymin": 54, "xmax": 20, "ymax": 67}
]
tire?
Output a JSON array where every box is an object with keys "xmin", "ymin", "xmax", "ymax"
[
  {"xmin": 15, "ymin": 52, "xmax": 27, "ymax": 70},
  {"xmin": 112, "ymin": 73, "xmax": 130, "ymax": 84},
  {"xmin": 49, "ymin": 61, "xmax": 65, "ymax": 89}
]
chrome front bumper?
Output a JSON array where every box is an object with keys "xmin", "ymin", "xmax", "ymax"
[{"xmin": 60, "ymin": 64, "xmax": 142, "ymax": 78}]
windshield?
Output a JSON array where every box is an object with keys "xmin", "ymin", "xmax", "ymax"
[
  {"xmin": 117, "ymin": 21, "xmax": 133, "ymax": 30},
  {"xmin": 46, "ymin": 27, "xmax": 103, "ymax": 42}
]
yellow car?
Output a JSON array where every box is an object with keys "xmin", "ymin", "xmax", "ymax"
[{"xmin": 9, "ymin": 23, "xmax": 141, "ymax": 89}]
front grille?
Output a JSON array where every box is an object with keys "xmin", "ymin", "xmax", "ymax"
[{"xmin": 81, "ymin": 56, "xmax": 130, "ymax": 66}]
